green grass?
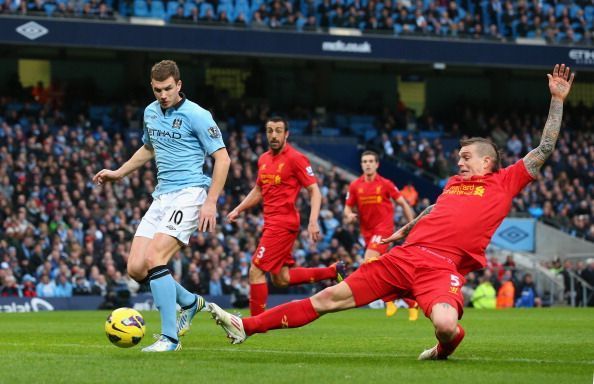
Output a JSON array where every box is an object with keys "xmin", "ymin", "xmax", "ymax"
[{"xmin": 1, "ymin": 308, "xmax": 593, "ymax": 384}]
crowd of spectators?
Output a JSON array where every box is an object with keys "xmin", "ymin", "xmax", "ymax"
[
  {"xmin": 1, "ymin": 0, "xmax": 593, "ymax": 44},
  {"xmin": 0, "ymin": 0, "xmax": 115, "ymax": 19},
  {"xmin": 0, "ymin": 79, "xmax": 592, "ymax": 307}
]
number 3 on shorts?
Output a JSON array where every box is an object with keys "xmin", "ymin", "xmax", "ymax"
[{"xmin": 450, "ymin": 274, "xmax": 461, "ymax": 287}]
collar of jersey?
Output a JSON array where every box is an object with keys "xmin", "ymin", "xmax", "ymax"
[
  {"xmin": 270, "ymin": 142, "xmax": 290, "ymax": 156},
  {"xmin": 160, "ymin": 92, "xmax": 187, "ymax": 115}
]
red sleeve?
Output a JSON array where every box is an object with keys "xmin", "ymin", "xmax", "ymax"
[
  {"xmin": 499, "ymin": 159, "xmax": 535, "ymax": 196},
  {"xmin": 292, "ymin": 152, "xmax": 317, "ymax": 187},
  {"xmin": 386, "ymin": 179, "xmax": 402, "ymax": 200},
  {"xmin": 346, "ymin": 181, "xmax": 357, "ymax": 207}
]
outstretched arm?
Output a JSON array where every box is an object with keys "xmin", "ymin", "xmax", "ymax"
[
  {"xmin": 381, "ymin": 204, "xmax": 434, "ymax": 244},
  {"xmin": 93, "ymin": 144, "xmax": 154, "ymax": 184},
  {"xmin": 524, "ymin": 64, "xmax": 575, "ymax": 178},
  {"xmin": 226, "ymin": 185, "xmax": 263, "ymax": 222}
]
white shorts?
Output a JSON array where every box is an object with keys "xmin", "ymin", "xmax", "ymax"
[{"xmin": 135, "ymin": 186, "xmax": 207, "ymax": 245}]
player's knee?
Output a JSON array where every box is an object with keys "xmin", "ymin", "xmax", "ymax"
[
  {"xmin": 432, "ymin": 316, "xmax": 458, "ymax": 339},
  {"xmin": 127, "ymin": 264, "xmax": 146, "ymax": 283},
  {"xmin": 311, "ymin": 286, "xmax": 342, "ymax": 313},
  {"xmin": 270, "ymin": 275, "xmax": 289, "ymax": 288}
]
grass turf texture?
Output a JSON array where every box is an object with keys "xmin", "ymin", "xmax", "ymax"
[{"xmin": 0, "ymin": 307, "xmax": 592, "ymax": 384}]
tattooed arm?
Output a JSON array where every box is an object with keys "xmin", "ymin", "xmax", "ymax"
[
  {"xmin": 380, "ymin": 204, "xmax": 435, "ymax": 244},
  {"xmin": 524, "ymin": 64, "xmax": 575, "ymax": 178}
]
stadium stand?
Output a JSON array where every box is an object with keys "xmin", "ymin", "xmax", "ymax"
[{"xmin": 0, "ymin": 0, "xmax": 592, "ymax": 44}]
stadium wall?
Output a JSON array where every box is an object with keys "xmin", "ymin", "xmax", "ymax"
[
  {"xmin": 535, "ymin": 222, "xmax": 594, "ymax": 259},
  {"xmin": 0, "ymin": 293, "xmax": 309, "ymax": 312},
  {"xmin": 2, "ymin": 16, "xmax": 594, "ymax": 70}
]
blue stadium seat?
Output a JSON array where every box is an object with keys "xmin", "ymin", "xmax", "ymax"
[
  {"xmin": 151, "ymin": 0, "xmax": 166, "ymax": 19},
  {"xmin": 44, "ymin": 3, "xmax": 56, "ymax": 15},
  {"xmin": 184, "ymin": 2, "xmax": 197, "ymax": 16},
  {"xmin": 6, "ymin": 102, "xmax": 23, "ymax": 112},
  {"xmin": 133, "ymin": 0, "xmax": 149, "ymax": 16},
  {"xmin": 167, "ymin": 1, "xmax": 179, "ymax": 17},
  {"xmin": 320, "ymin": 127, "xmax": 341, "ymax": 137},
  {"xmin": 200, "ymin": 3, "xmax": 215, "ymax": 17},
  {"xmin": 334, "ymin": 115, "xmax": 349, "ymax": 128},
  {"xmin": 217, "ymin": 2, "xmax": 235, "ymax": 20},
  {"xmin": 418, "ymin": 131, "xmax": 443, "ymax": 140},
  {"xmin": 242, "ymin": 124, "xmax": 260, "ymax": 139},
  {"xmin": 288, "ymin": 119, "xmax": 309, "ymax": 131},
  {"xmin": 585, "ymin": 6, "xmax": 594, "ymax": 23},
  {"xmin": 364, "ymin": 129, "xmax": 378, "ymax": 141}
]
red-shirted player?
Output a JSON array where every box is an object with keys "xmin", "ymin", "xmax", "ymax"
[
  {"xmin": 343, "ymin": 150, "xmax": 417, "ymax": 319},
  {"xmin": 209, "ymin": 64, "xmax": 574, "ymax": 360},
  {"xmin": 227, "ymin": 117, "xmax": 344, "ymax": 316}
]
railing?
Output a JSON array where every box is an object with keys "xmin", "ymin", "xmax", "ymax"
[{"xmin": 566, "ymin": 270, "xmax": 594, "ymax": 307}]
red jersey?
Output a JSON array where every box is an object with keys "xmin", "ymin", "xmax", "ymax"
[
  {"xmin": 403, "ymin": 159, "xmax": 534, "ymax": 275},
  {"xmin": 346, "ymin": 174, "xmax": 402, "ymax": 236},
  {"xmin": 257, "ymin": 143, "xmax": 317, "ymax": 231}
]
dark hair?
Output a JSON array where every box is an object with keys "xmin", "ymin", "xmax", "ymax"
[
  {"xmin": 460, "ymin": 137, "xmax": 501, "ymax": 171},
  {"xmin": 265, "ymin": 116, "xmax": 289, "ymax": 132},
  {"xmin": 361, "ymin": 150, "xmax": 379, "ymax": 162},
  {"xmin": 151, "ymin": 60, "xmax": 180, "ymax": 82}
]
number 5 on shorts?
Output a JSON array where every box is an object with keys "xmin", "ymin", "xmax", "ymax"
[{"xmin": 450, "ymin": 274, "xmax": 461, "ymax": 287}]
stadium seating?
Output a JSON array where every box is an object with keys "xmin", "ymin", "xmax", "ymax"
[{"xmin": 1, "ymin": 0, "xmax": 592, "ymax": 44}]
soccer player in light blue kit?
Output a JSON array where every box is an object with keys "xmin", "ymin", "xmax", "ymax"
[{"xmin": 93, "ymin": 60, "xmax": 230, "ymax": 352}]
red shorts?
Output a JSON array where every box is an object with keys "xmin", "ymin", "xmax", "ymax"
[
  {"xmin": 344, "ymin": 245, "xmax": 465, "ymax": 318},
  {"xmin": 252, "ymin": 227, "xmax": 298, "ymax": 274},
  {"xmin": 363, "ymin": 231, "xmax": 392, "ymax": 255}
]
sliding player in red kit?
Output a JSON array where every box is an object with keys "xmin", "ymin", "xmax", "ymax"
[
  {"xmin": 211, "ymin": 65, "xmax": 573, "ymax": 360},
  {"xmin": 227, "ymin": 117, "xmax": 345, "ymax": 316},
  {"xmin": 344, "ymin": 150, "xmax": 418, "ymax": 319}
]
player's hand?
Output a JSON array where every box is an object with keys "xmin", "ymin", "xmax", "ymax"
[
  {"xmin": 380, "ymin": 227, "xmax": 407, "ymax": 244},
  {"xmin": 93, "ymin": 169, "xmax": 122, "ymax": 185},
  {"xmin": 548, "ymin": 64, "xmax": 575, "ymax": 101},
  {"xmin": 199, "ymin": 201, "xmax": 217, "ymax": 232},
  {"xmin": 226, "ymin": 208, "xmax": 240, "ymax": 223},
  {"xmin": 308, "ymin": 221, "xmax": 321, "ymax": 243},
  {"xmin": 343, "ymin": 212, "xmax": 357, "ymax": 224}
]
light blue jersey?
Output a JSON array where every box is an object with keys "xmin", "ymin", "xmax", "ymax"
[{"xmin": 142, "ymin": 96, "xmax": 225, "ymax": 197}]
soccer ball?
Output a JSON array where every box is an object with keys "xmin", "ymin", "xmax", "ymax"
[{"xmin": 105, "ymin": 307, "xmax": 146, "ymax": 348}]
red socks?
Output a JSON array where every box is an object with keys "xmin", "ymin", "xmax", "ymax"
[
  {"xmin": 437, "ymin": 324, "xmax": 466, "ymax": 357},
  {"xmin": 288, "ymin": 266, "xmax": 336, "ymax": 285},
  {"xmin": 403, "ymin": 298, "xmax": 418, "ymax": 308},
  {"xmin": 249, "ymin": 283, "xmax": 268, "ymax": 316},
  {"xmin": 243, "ymin": 298, "xmax": 320, "ymax": 336}
]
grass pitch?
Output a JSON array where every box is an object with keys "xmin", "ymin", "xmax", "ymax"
[{"xmin": 0, "ymin": 307, "xmax": 592, "ymax": 384}]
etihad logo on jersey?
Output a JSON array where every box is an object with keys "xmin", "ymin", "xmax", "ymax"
[
  {"xmin": 147, "ymin": 128, "xmax": 182, "ymax": 140},
  {"xmin": 444, "ymin": 183, "xmax": 485, "ymax": 197},
  {"xmin": 360, "ymin": 195, "xmax": 382, "ymax": 204},
  {"xmin": 260, "ymin": 174, "xmax": 282, "ymax": 185}
]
